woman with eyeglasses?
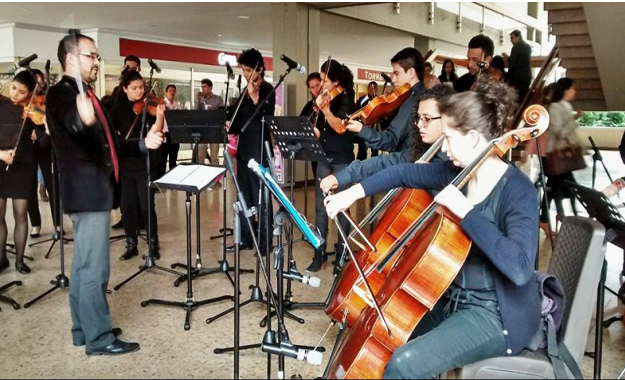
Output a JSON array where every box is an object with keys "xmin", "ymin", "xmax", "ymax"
[
  {"xmin": 108, "ymin": 70, "xmax": 164, "ymax": 261},
  {"xmin": 0, "ymin": 71, "xmax": 49, "ymax": 274},
  {"xmin": 325, "ymin": 78, "xmax": 542, "ymax": 379}
]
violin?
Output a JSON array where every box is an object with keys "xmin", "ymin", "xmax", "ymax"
[
  {"xmin": 314, "ymin": 85, "xmax": 347, "ymax": 134},
  {"xmin": 346, "ymin": 82, "xmax": 412, "ymax": 126},
  {"xmin": 132, "ymin": 94, "xmax": 165, "ymax": 116},
  {"xmin": 22, "ymin": 94, "xmax": 46, "ymax": 126}
]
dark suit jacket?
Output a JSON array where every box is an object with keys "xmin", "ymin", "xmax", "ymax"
[
  {"xmin": 508, "ymin": 40, "xmax": 533, "ymax": 84},
  {"xmin": 46, "ymin": 75, "xmax": 145, "ymax": 214}
]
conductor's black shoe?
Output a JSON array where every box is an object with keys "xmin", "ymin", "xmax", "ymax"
[
  {"xmin": 74, "ymin": 328, "xmax": 123, "ymax": 347},
  {"xmin": 85, "ymin": 339, "xmax": 140, "ymax": 356},
  {"xmin": 111, "ymin": 219, "xmax": 124, "ymax": 230}
]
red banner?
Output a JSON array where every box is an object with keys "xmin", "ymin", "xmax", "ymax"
[
  {"xmin": 119, "ymin": 38, "xmax": 273, "ymax": 71},
  {"xmin": 357, "ymin": 68, "xmax": 390, "ymax": 82}
]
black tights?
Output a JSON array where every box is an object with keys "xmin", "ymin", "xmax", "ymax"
[{"xmin": 0, "ymin": 197, "xmax": 29, "ymax": 268}]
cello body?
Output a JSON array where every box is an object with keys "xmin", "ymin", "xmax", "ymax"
[
  {"xmin": 325, "ymin": 188, "xmax": 432, "ymax": 327},
  {"xmin": 326, "ymin": 208, "xmax": 472, "ymax": 379}
]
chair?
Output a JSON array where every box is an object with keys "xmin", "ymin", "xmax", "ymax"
[
  {"xmin": 0, "ymin": 280, "xmax": 23, "ymax": 311},
  {"xmin": 453, "ymin": 216, "xmax": 606, "ymax": 379}
]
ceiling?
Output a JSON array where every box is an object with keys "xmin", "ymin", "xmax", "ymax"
[
  {"xmin": 0, "ymin": 3, "xmax": 275, "ymax": 51},
  {"xmin": 0, "ymin": 2, "xmax": 413, "ymax": 70}
]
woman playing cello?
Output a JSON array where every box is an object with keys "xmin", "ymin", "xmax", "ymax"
[{"xmin": 325, "ymin": 78, "xmax": 542, "ymax": 379}]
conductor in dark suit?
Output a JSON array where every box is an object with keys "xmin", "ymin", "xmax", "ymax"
[
  {"xmin": 46, "ymin": 31, "xmax": 164, "ymax": 356},
  {"xmin": 504, "ymin": 30, "xmax": 533, "ymax": 102}
]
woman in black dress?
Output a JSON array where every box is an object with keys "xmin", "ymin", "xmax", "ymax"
[
  {"xmin": 109, "ymin": 70, "xmax": 164, "ymax": 260},
  {"xmin": 0, "ymin": 71, "xmax": 42, "ymax": 274}
]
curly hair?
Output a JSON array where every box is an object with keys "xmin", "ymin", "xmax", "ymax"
[
  {"xmin": 409, "ymin": 84, "xmax": 455, "ymax": 161},
  {"xmin": 438, "ymin": 76, "xmax": 518, "ymax": 139}
]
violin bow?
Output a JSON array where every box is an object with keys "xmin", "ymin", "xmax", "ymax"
[
  {"xmin": 6, "ymin": 82, "xmax": 40, "ymax": 172},
  {"xmin": 331, "ymin": 204, "xmax": 392, "ymax": 338},
  {"xmin": 227, "ymin": 61, "xmax": 259, "ymax": 130}
]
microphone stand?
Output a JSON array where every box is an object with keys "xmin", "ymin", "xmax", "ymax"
[{"xmin": 113, "ymin": 66, "xmax": 184, "ymax": 291}]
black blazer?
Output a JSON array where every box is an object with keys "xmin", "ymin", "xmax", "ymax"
[{"xmin": 46, "ymin": 75, "xmax": 145, "ymax": 214}]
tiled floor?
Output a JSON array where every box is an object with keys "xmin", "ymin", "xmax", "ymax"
[{"xmin": 1, "ymin": 151, "xmax": 624, "ymax": 379}]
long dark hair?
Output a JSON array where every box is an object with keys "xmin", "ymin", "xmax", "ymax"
[
  {"xmin": 320, "ymin": 59, "xmax": 355, "ymax": 98},
  {"xmin": 439, "ymin": 59, "xmax": 458, "ymax": 82}
]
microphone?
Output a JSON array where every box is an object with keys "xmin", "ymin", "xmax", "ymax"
[
  {"xmin": 237, "ymin": 74, "xmax": 242, "ymax": 91},
  {"xmin": 283, "ymin": 268, "xmax": 321, "ymax": 288},
  {"xmin": 381, "ymin": 72, "xmax": 392, "ymax": 83},
  {"xmin": 261, "ymin": 331, "xmax": 323, "ymax": 365},
  {"xmin": 8, "ymin": 53, "xmax": 38, "ymax": 73},
  {"xmin": 147, "ymin": 58, "xmax": 162, "ymax": 73},
  {"xmin": 476, "ymin": 61, "xmax": 490, "ymax": 70},
  {"xmin": 280, "ymin": 54, "xmax": 306, "ymax": 74},
  {"xmin": 45, "ymin": 59, "xmax": 51, "ymax": 73},
  {"xmin": 225, "ymin": 61, "xmax": 235, "ymax": 80}
]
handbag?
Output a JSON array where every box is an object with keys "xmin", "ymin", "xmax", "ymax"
[{"xmin": 543, "ymin": 144, "xmax": 587, "ymax": 176}]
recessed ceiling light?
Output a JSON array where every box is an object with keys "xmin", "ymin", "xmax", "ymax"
[
  {"xmin": 238, "ymin": 15, "xmax": 249, "ymax": 19},
  {"xmin": 217, "ymin": 34, "xmax": 222, "ymax": 37}
]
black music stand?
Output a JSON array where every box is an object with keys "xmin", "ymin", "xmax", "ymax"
[
  {"xmin": 166, "ymin": 110, "xmax": 253, "ymax": 287},
  {"xmin": 142, "ymin": 164, "xmax": 233, "ymax": 330},
  {"xmin": 565, "ymin": 180, "xmax": 624, "ymax": 378},
  {"xmin": 267, "ymin": 116, "xmax": 330, "ymax": 318}
]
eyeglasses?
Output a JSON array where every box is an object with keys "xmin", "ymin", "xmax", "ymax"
[
  {"xmin": 416, "ymin": 115, "xmax": 442, "ymax": 124},
  {"xmin": 77, "ymin": 51, "xmax": 101, "ymax": 61}
]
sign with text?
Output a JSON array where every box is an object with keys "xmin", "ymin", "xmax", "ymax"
[
  {"xmin": 358, "ymin": 68, "xmax": 390, "ymax": 82},
  {"xmin": 119, "ymin": 38, "xmax": 273, "ymax": 70}
]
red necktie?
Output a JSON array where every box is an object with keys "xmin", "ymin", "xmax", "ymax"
[{"xmin": 86, "ymin": 87, "xmax": 119, "ymax": 182}]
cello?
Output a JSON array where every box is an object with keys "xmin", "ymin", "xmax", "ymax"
[
  {"xmin": 325, "ymin": 105, "xmax": 549, "ymax": 379},
  {"xmin": 325, "ymin": 136, "xmax": 444, "ymax": 327}
]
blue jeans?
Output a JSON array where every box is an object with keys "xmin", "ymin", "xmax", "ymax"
[
  {"xmin": 383, "ymin": 293, "xmax": 507, "ymax": 379},
  {"xmin": 69, "ymin": 211, "xmax": 116, "ymax": 349}
]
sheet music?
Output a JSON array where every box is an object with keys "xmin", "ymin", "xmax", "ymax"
[{"xmin": 154, "ymin": 164, "xmax": 225, "ymax": 193}]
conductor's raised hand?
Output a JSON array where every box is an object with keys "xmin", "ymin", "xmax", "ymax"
[{"xmin": 76, "ymin": 93, "xmax": 96, "ymax": 126}]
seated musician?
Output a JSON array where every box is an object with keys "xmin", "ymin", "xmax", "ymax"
[
  {"xmin": 308, "ymin": 59, "xmax": 356, "ymax": 273},
  {"xmin": 320, "ymin": 84, "xmax": 454, "ymax": 194},
  {"xmin": 344, "ymin": 47, "xmax": 426, "ymax": 156},
  {"xmin": 325, "ymin": 77, "xmax": 542, "ymax": 379}
]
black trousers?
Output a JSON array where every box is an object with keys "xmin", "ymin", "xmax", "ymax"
[
  {"xmin": 236, "ymin": 156, "xmax": 272, "ymax": 254},
  {"xmin": 27, "ymin": 143, "xmax": 60, "ymax": 228},
  {"xmin": 120, "ymin": 170, "xmax": 157, "ymax": 239},
  {"xmin": 156, "ymin": 133, "xmax": 180, "ymax": 178}
]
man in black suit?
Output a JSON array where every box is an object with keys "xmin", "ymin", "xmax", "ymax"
[
  {"xmin": 504, "ymin": 30, "xmax": 533, "ymax": 102},
  {"xmin": 46, "ymin": 31, "xmax": 163, "ymax": 356}
]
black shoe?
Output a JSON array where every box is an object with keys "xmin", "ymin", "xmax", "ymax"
[
  {"xmin": 85, "ymin": 339, "xmax": 140, "ymax": 356},
  {"xmin": 15, "ymin": 261, "xmax": 31, "ymax": 274},
  {"xmin": 0, "ymin": 257, "xmax": 9, "ymax": 273},
  {"xmin": 30, "ymin": 226, "xmax": 41, "ymax": 238},
  {"xmin": 111, "ymin": 220, "xmax": 124, "ymax": 230},
  {"xmin": 306, "ymin": 250, "xmax": 328, "ymax": 273},
  {"xmin": 74, "ymin": 328, "xmax": 123, "ymax": 347},
  {"xmin": 120, "ymin": 237, "xmax": 138, "ymax": 261},
  {"xmin": 226, "ymin": 243, "xmax": 254, "ymax": 252}
]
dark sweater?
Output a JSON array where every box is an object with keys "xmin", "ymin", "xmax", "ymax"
[
  {"xmin": 360, "ymin": 160, "xmax": 541, "ymax": 355},
  {"xmin": 318, "ymin": 92, "xmax": 355, "ymax": 165},
  {"xmin": 229, "ymin": 80, "xmax": 275, "ymax": 163},
  {"xmin": 109, "ymin": 96, "xmax": 156, "ymax": 172}
]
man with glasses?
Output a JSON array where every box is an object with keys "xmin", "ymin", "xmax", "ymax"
[
  {"xmin": 320, "ymin": 84, "xmax": 453, "ymax": 193},
  {"xmin": 46, "ymin": 31, "xmax": 164, "ymax": 356}
]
